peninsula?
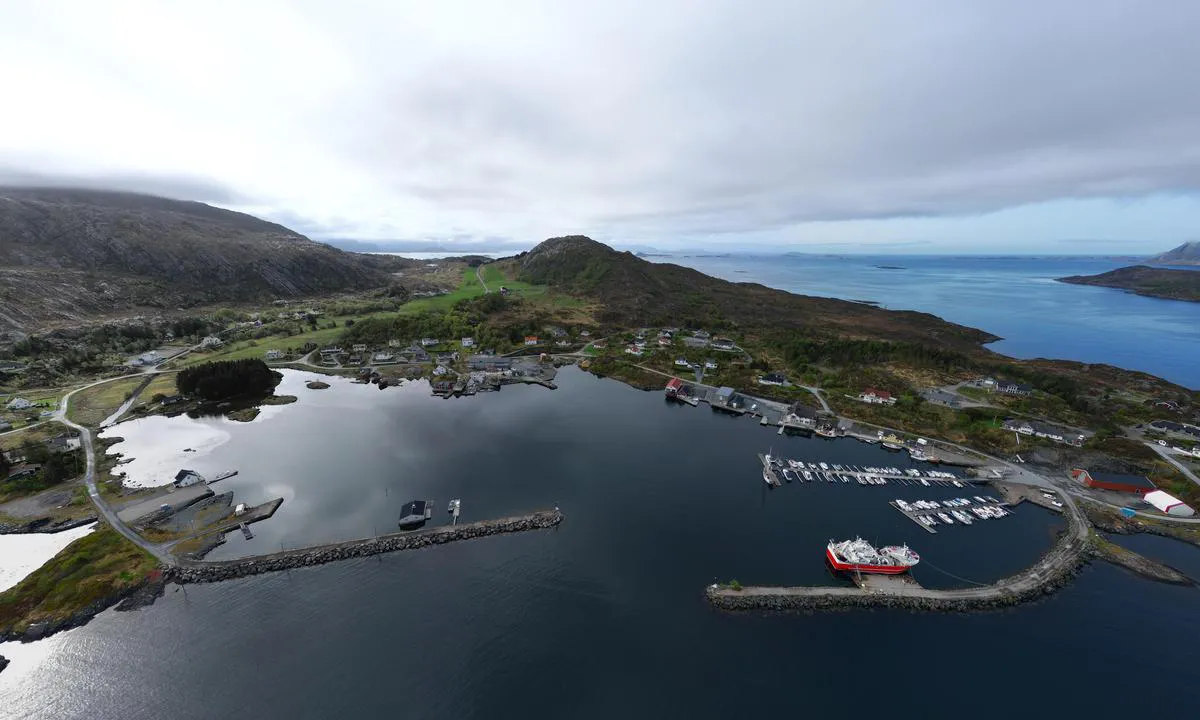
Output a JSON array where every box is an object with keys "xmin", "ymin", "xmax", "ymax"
[{"xmin": 1056, "ymin": 265, "xmax": 1200, "ymax": 302}]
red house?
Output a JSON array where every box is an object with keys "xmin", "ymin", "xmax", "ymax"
[
  {"xmin": 1071, "ymin": 468, "xmax": 1157, "ymax": 494},
  {"xmin": 665, "ymin": 378, "xmax": 683, "ymax": 396}
]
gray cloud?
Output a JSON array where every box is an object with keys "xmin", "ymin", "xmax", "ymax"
[
  {"xmin": 1, "ymin": 1, "xmax": 1198, "ymax": 248},
  {"xmin": 0, "ymin": 167, "xmax": 249, "ymax": 206}
]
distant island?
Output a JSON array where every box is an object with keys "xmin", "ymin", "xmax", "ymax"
[
  {"xmin": 1057, "ymin": 265, "xmax": 1200, "ymax": 303},
  {"xmin": 1148, "ymin": 241, "xmax": 1200, "ymax": 267}
]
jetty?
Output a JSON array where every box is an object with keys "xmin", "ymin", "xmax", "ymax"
[
  {"xmin": 706, "ymin": 497, "xmax": 1089, "ymax": 613},
  {"xmin": 168, "ymin": 509, "xmax": 564, "ymax": 584}
]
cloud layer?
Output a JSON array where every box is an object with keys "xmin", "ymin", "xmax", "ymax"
[{"xmin": 2, "ymin": 1, "xmax": 1198, "ymax": 249}]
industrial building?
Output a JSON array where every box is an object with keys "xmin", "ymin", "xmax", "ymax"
[
  {"xmin": 1143, "ymin": 490, "xmax": 1196, "ymax": 517},
  {"xmin": 1071, "ymin": 468, "xmax": 1157, "ymax": 494}
]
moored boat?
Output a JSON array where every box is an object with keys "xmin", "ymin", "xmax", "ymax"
[{"xmin": 826, "ymin": 537, "xmax": 920, "ymax": 575}]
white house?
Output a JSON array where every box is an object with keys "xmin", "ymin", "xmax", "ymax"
[
  {"xmin": 388, "ymin": 338, "xmax": 402, "ymax": 348},
  {"xmin": 200, "ymin": 336, "xmax": 224, "ymax": 349},
  {"xmin": 859, "ymin": 388, "xmax": 896, "ymax": 405},
  {"xmin": 352, "ymin": 344, "xmax": 367, "ymax": 353},
  {"xmin": 433, "ymin": 365, "xmax": 450, "ymax": 376},
  {"xmin": 420, "ymin": 338, "xmax": 440, "ymax": 347},
  {"xmin": 5, "ymin": 397, "xmax": 32, "ymax": 411},
  {"xmin": 173, "ymin": 469, "xmax": 205, "ymax": 488},
  {"xmin": 524, "ymin": 336, "xmax": 539, "ymax": 346},
  {"xmin": 579, "ymin": 330, "xmax": 591, "ymax": 338},
  {"xmin": 758, "ymin": 373, "xmax": 788, "ymax": 386},
  {"xmin": 265, "ymin": 349, "xmax": 283, "ymax": 360},
  {"xmin": 373, "ymin": 352, "xmax": 395, "ymax": 362},
  {"xmin": 704, "ymin": 360, "xmax": 718, "ymax": 370},
  {"xmin": 674, "ymin": 358, "xmax": 691, "ymax": 367},
  {"xmin": 461, "ymin": 337, "xmax": 475, "ymax": 348}
]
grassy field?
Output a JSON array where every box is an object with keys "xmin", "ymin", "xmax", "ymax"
[
  {"xmin": 0, "ymin": 524, "xmax": 158, "ymax": 633},
  {"xmin": 65, "ymin": 376, "xmax": 148, "ymax": 429}
]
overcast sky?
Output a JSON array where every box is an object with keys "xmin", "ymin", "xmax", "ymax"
[{"xmin": 3, "ymin": 0, "xmax": 1198, "ymax": 253}]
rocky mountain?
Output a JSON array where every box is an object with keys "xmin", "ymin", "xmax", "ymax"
[
  {"xmin": 1057, "ymin": 265, "xmax": 1200, "ymax": 302},
  {"xmin": 1148, "ymin": 241, "xmax": 1200, "ymax": 266},
  {"xmin": 512, "ymin": 236, "xmax": 998, "ymax": 348},
  {"xmin": 0, "ymin": 187, "xmax": 401, "ymax": 333}
]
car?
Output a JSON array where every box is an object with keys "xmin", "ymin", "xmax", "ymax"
[{"xmin": 1158, "ymin": 440, "xmax": 1168, "ymax": 446}]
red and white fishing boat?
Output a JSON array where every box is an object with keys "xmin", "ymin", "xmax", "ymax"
[{"xmin": 826, "ymin": 537, "xmax": 919, "ymax": 575}]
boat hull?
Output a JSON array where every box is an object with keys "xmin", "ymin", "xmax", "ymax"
[{"xmin": 826, "ymin": 547, "xmax": 912, "ymax": 575}]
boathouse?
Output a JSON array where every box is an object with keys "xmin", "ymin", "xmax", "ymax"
[
  {"xmin": 1071, "ymin": 469, "xmax": 1156, "ymax": 494},
  {"xmin": 174, "ymin": 469, "xmax": 205, "ymax": 488}
]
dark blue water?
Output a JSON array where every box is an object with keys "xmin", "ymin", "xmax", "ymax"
[
  {"xmin": 652, "ymin": 254, "xmax": 1200, "ymax": 388},
  {"xmin": 3, "ymin": 369, "xmax": 1199, "ymax": 718}
]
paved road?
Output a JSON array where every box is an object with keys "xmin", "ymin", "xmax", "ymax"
[
  {"xmin": 798, "ymin": 385, "xmax": 831, "ymax": 413},
  {"xmin": 1147, "ymin": 442, "xmax": 1200, "ymax": 488},
  {"xmin": 52, "ymin": 376, "xmax": 177, "ymax": 564}
]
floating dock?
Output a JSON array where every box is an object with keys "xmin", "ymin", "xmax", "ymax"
[
  {"xmin": 211, "ymin": 470, "xmax": 239, "ymax": 483},
  {"xmin": 757, "ymin": 453, "xmax": 782, "ymax": 487},
  {"xmin": 888, "ymin": 496, "xmax": 1009, "ymax": 533},
  {"xmin": 764, "ymin": 456, "xmax": 972, "ymax": 487}
]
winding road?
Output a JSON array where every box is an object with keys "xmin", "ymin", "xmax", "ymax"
[{"xmin": 476, "ymin": 263, "xmax": 490, "ymax": 294}]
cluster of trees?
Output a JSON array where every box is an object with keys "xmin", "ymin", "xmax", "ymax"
[
  {"xmin": 176, "ymin": 359, "xmax": 278, "ymax": 401},
  {"xmin": 0, "ymin": 439, "xmax": 79, "ymax": 494},
  {"xmin": 341, "ymin": 295, "xmax": 533, "ymax": 351},
  {"xmin": 781, "ymin": 338, "xmax": 971, "ymax": 372}
]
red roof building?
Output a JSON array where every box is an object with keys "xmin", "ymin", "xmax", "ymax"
[
  {"xmin": 1071, "ymin": 468, "xmax": 1157, "ymax": 494},
  {"xmin": 665, "ymin": 378, "xmax": 683, "ymax": 396}
]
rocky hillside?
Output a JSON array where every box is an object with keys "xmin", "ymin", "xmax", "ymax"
[
  {"xmin": 1149, "ymin": 241, "xmax": 1200, "ymax": 266},
  {"xmin": 1057, "ymin": 265, "xmax": 1200, "ymax": 302},
  {"xmin": 512, "ymin": 236, "xmax": 998, "ymax": 349},
  {"xmin": 0, "ymin": 187, "xmax": 399, "ymax": 333}
]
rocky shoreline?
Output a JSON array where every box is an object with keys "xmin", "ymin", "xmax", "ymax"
[
  {"xmin": 167, "ymin": 509, "xmax": 564, "ymax": 584},
  {"xmin": 0, "ymin": 654, "xmax": 8, "ymax": 674},
  {"xmin": 1, "ymin": 574, "xmax": 166, "ymax": 643},
  {"xmin": 1089, "ymin": 535, "xmax": 1194, "ymax": 586}
]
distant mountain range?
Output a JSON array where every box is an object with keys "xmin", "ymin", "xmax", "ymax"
[
  {"xmin": 1148, "ymin": 241, "xmax": 1200, "ymax": 266},
  {"xmin": 0, "ymin": 187, "xmax": 411, "ymax": 334}
]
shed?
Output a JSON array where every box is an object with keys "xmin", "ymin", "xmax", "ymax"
[
  {"xmin": 1143, "ymin": 490, "xmax": 1196, "ymax": 517},
  {"xmin": 714, "ymin": 387, "xmax": 735, "ymax": 403},
  {"xmin": 1071, "ymin": 469, "xmax": 1156, "ymax": 494}
]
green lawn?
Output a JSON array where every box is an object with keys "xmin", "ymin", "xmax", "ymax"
[{"xmin": 66, "ymin": 376, "xmax": 148, "ymax": 428}]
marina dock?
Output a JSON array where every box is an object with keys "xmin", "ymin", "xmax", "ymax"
[
  {"xmin": 763, "ymin": 454, "xmax": 973, "ymax": 488},
  {"xmin": 887, "ymin": 495, "xmax": 1008, "ymax": 534}
]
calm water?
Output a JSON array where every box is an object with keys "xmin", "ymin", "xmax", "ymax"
[
  {"xmin": 3, "ymin": 369, "xmax": 1200, "ymax": 719},
  {"xmin": 652, "ymin": 254, "xmax": 1200, "ymax": 389}
]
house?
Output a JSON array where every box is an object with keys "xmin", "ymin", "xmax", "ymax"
[
  {"xmin": 348, "ymin": 355, "xmax": 362, "ymax": 364},
  {"xmin": 592, "ymin": 341, "xmax": 607, "ymax": 349},
  {"xmin": 320, "ymin": 347, "xmax": 344, "ymax": 356},
  {"xmin": 758, "ymin": 373, "xmax": 787, "ymax": 386},
  {"xmin": 200, "ymin": 336, "xmax": 224, "ymax": 349},
  {"xmin": 658, "ymin": 336, "xmax": 672, "ymax": 347},
  {"xmin": 405, "ymin": 346, "xmax": 431, "ymax": 363},
  {"xmin": 548, "ymin": 326, "xmax": 567, "ymax": 338},
  {"xmin": 265, "ymin": 349, "xmax": 283, "ymax": 360},
  {"xmin": 137, "ymin": 351, "xmax": 161, "ymax": 366},
  {"xmin": 665, "ymin": 378, "xmax": 684, "ymax": 396},
  {"xmin": 45, "ymin": 434, "xmax": 81, "ymax": 453},
  {"xmin": 433, "ymin": 365, "xmax": 450, "ymax": 376},
  {"xmin": 625, "ymin": 345, "xmax": 643, "ymax": 356},
  {"xmin": 674, "ymin": 358, "xmax": 691, "ymax": 368},
  {"xmin": 7, "ymin": 465, "xmax": 39, "ymax": 481},
  {"xmin": 1143, "ymin": 490, "xmax": 1195, "ymax": 517},
  {"xmin": 555, "ymin": 339, "xmax": 571, "ymax": 347},
  {"xmin": 711, "ymin": 337, "xmax": 735, "ymax": 350},
  {"xmin": 461, "ymin": 337, "xmax": 475, "ymax": 348},
  {"xmin": 704, "ymin": 360, "xmax": 718, "ymax": 370},
  {"xmin": 524, "ymin": 336, "xmax": 539, "ymax": 346},
  {"xmin": 1153, "ymin": 399, "xmax": 1181, "ymax": 411},
  {"xmin": 994, "ymin": 379, "xmax": 1033, "ymax": 396},
  {"xmin": 579, "ymin": 330, "xmax": 591, "ymax": 338},
  {"xmin": 352, "ymin": 344, "xmax": 367, "ymax": 353},
  {"xmin": 435, "ymin": 352, "xmax": 458, "ymax": 364},
  {"xmin": 1071, "ymin": 469, "xmax": 1156, "ymax": 494},
  {"xmin": 373, "ymin": 352, "xmax": 395, "ymax": 362},
  {"xmin": 388, "ymin": 338, "xmax": 402, "ymax": 348},
  {"xmin": 692, "ymin": 330, "xmax": 711, "ymax": 340},
  {"xmin": 859, "ymin": 388, "xmax": 896, "ymax": 405},
  {"xmin": 420, "ymin": 338, "xmax": 440, "ymax": 347},
  {"xmin": 5, "ymin": 397, "xmax": 33, "ymax": 411},
  {"xmin": 159, "ymin": 395, "xmax": 184, "ymax": 406},
  {"xmin": 714, "ymin": 386, "xmax": 735, "ymax": 405},
  {"xmin": 786, "ymin": 402, "xmax": 818, "ymax": 427},
  {"xmin": 173, "ymin": 469, "xmax": 205, "ymax": 488}
]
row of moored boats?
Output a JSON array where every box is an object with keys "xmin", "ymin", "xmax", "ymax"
[
  {"xmin": 896, "ymin": 496, "xmax": 1009, "ymax": 527},
  {"xmin": 771, "ymin": 457, "xmax": 966, "ymax": 488}
]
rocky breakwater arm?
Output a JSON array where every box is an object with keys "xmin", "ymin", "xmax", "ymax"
[
  {"xmin": 708, "ymin": 504, "xmax": 1091, "ymax": 613},
  {"xmin": 167, "ymin": 509, "xmax": 564, "ymax": 584}
]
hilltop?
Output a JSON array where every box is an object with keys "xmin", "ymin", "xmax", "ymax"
[
  {"xmin": 0, "ymin": 187, "xmax": 406, "ymax": 333},
  {"xmin": 1148, "ymin": 241, "xmax": 1200, "ymax": 266},
  {"xmin": 1057, "ymin": 265, "xmax": 1200, "ymax": 303},
  {"xmin": 507, "ymin": 236, "xmax": 998, "ymax": 349}
]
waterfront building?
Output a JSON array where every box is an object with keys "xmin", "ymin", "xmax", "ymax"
[{"xmin": 1071, "ymin": 469, "xmax": 1157, "ymax": 494}]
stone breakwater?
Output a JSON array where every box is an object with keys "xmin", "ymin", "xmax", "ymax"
[
  {"xmin": 708, "ymin": 521, "xmax": 1090, "ymax": 614},
  {"xmin": 167, "ymin": 509, "xmax": 564, "ymax": 584},
  {"xmin": 0, "ymin": 654, "xmax": 8, "ymax": 674}
]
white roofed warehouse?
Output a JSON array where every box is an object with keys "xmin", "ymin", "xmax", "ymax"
[{"xmin": 1143, "ymin": 490, "xmax": 1195, "ymax": 517}]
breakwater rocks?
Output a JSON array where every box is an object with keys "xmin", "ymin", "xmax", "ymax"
[
  {"xmin": 167, "ymin": 509, "xmax": 564, "ymax": 584},
  {"xmin": 1089, "ymin": 536, "xmax": 1194, "ymax": 586},
  {"xmin": 708, "ymin": 526, "xmax": 1089, "ymax": 614},
  {"xmin": 0, "ymin": 515, "xmax": 97, "ymax": 535},
  {"xmin": 0, "ymin": 654, "xmax": 8, "ymax": 674}
]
